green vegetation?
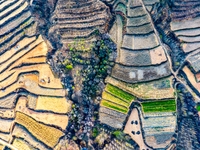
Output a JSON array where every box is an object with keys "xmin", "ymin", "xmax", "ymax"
[
  {"xmin": 81, "ymin": 34, "xmax": 116, "ymax": 98},
  {"xmin": 72, "ymin": 136, "xmax": 77, "ymax": 141},
  {"xmin": 101, "ymin": 100, "xmax": 128, "ymax": 113},
  {"xmin": 112, "ymin": 130, "xmax": 126, "ymax": 140},
  {"xmin": 106, "ymin": 84, "xmax": 135, "ymax": 102},
  {"xmin": 92, "ymin": 127, "xmax": 99, "ymax": 138},
  {"xmin": 102, "ymin": 91, "xmax": 129, "ymax": 107},
  {"xmin": 197, "ymin": 104, "xmax": 200, "ymax": 111},
  {"xmin": 68, "ymin": 38, "xmax": 91, "ymax": 51},
  {"xmin": 141, "ymin": 100, "xmax": 176, "ymax": 113},
  {"xmin": 65, "ymin": 64, "xmax": 73, "ymax": 70}
]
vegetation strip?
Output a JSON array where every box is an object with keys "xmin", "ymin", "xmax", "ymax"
[
  {"xmin": 105, "ymin": 83, "xmax": 135, "ymax": 102},
  {"xmin": 197, "ymin": 104, "xmax": 200, "ymax": 111},
  {"xmin": 101, "ymin": 99, "xmax": 128, "ymax": 113},
  {"xmin": 15, "ymin": 112, "xmax": 64, "ymax": 148},
  {"xmin": 102, "ymin": 91, "xmax": 130, "ymax": 107},
  {"xmin": 141, "ymin": 100, "xmax": 176, "ymax": 113}
]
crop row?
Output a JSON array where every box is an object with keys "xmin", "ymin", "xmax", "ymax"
[
  {"xmin": 141, "ymin": 100, "xmax": 176, "ymax": 113},
  {"xmin": 100, "ymin": 100, "xmax": 128, "ymax": 113},
  {"xmin": 102, "ymin": 91, "xmax": 130, "ymax": 107},
  {"xmin": 15, "ymin": 112, "xmax": 64, "ymax": 148},
  {"xmin": 105, "ymin": 83, "xmax": 135, "ymax": 102}
]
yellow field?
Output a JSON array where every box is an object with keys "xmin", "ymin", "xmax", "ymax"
[
  {"xmin": 100, "ymin": 99, "xmax": 128, "ymax": 113},
  {"xmin": 16, "ymin": 97, "xmax": 69, "ymax": 130},
  {"xmin": 102, "ymin": 91, "xmax": 129, "ymax": 107},
  {"xmin": 0, "ymin": 36, "xmax": 36, "ymax": 64},
  {"xmin": 12, "ymin": 124, "xmax": 49, "ymax": 150},
  {"xmin": 15, "ymin": 112, "xmax": 64, "ymax": 148},
  {"xmin": 0, "ymin": 35, "xmax": 62, "ymax": 91},
  {"xmin": 12, "ymin": 138, "xmax": 36, "ymax": 150},
  {"xmin": 35, "ymin": 96, "xmax": 70, "ymax": 113},
  {"xmin": 0, "ymin": 144, "xmax": 4, "ymax": 150}
]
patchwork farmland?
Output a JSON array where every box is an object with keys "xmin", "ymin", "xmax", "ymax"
[
  {"xmin": 1, "ymin": 0, "xmax": 200, "ymax": 149},
  {"xmin": 0, "ymin": 0, "xmax": 71, "ymax": 149},
  {"xmin": 99, "ymin": 0, "xmax": 177, "ymax": 149}
]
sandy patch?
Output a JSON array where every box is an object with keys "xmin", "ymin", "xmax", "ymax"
[{"xmin": 124, "ymin": 108, "xmax": 151, "ymax": 150}]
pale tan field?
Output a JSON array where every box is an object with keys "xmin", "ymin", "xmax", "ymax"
[
  {"xmin": 16, "ymin": 97, "xmax": 68, "ymax": 130},
  {"xmin": 12, "ymin": 124, "xmax": 49, "ymax": 150},
  {"xmin": 35, "ymin": 96, "xmax": 70, "ymax": 113},
  {"xmin": 0, "ymin": 108, "xmax": 15, "ymax": 119},
  {"xmin": 0, "ymin": 0, "xmax": 24, "ymax": 19},
  {"xmin": 12, "ymin": 137, "xmax": 36, "ymax": 150},
  {"xmin": 183, "ymin": 66, "xmax": 200, "ymax": 91},
  {"xmin": 0, "ymin": 2, "xmax": 28, "ymax": 25},
  {"xmin": 15, "ymin": 112, "xmax": 64, "ymax": 148},
  {"xmin": 124, "ymin": 108, "xmax": 151, "ymax": 150}
]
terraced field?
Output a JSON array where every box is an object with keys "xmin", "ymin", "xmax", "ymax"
[
  {"xmin": 49, "ymin": 0, "xmax": 111, "ymax": 45},
  {"xmin": 103, "ymin": 139, "xmax": 135, "ymax": 150},
  {"xmin": 109, "ymin": 14, "xmax": 123, "ymax": 62},
  {"xmin": 12, "ymin": 124, "xmax": 49, "ymax": 150},
  {"xmin": 12, "ymin": 138, "xmax": 36, "ymax": 150},
  {"xmin": 110, "ymin": 0, "xmax": 171, "ymax": 83},
  {"xmin": 143, "ymin": 0, "xmax": 159, "ymax": 11},
  {"xmin": 106, "ymin": 76, "xmax": 174, "ymax": 99},
  {"xmin": 99, "ymin": 108, "xmax": 126, "ymax": 128},
  {"xmin": 105, "ymin": 84, "xmax": 134, "ymax": 102},
  {"xmin": 15, "ymin": 112, "xmax": 64, "ymax": 148},
  {"xmin": 0, "ymin": 0, "xmax": 71, "ymax": 149},
  {"xmin": 99, "ymin": 84, "xmax": 135, "ymax": 128},
  {"xmin": 15, "ymin": 97, "xmax": 69, "ymax": 130},
  {"xmin": 187, "ymin": 52, "xmax": 200, "ymax": 74},
  {"xmin": 183, "ymin": 66, "xmax": 200, "ymax": 92},
  {"xmin": 0, "ymin": 0, "xmax": 193, "ymax": 149},
  {"xmin": 138, "ymin": 99, "xmax": 176, "ymax": 148},
  {"xmin": 169, "ymin": 0, "xmax": 200, "ymax": 107},
  {"xmin": 142, "ymin": 112, "xmax": 176, "ymax": 147},
  {"xmin": 171, "ymin": 18, "xmax": 200, "ymax": 53},
  {"xmin": 99, "ymin": 0, "xmax": 176, "ymax": 149},
  {"xmin": 141, "ymin": 100, "xmax": 176, "ymax": 113},
  {"xmin": 170, "ymin": 0, "xmax": 200, "ymax": 21},
  {"xmin": 197, "ymin": 104, "xmax": 200, "ymax": 111},
  {"xmin": 170, "ymin": 0, "xmax": 200, "ymax": 54}
]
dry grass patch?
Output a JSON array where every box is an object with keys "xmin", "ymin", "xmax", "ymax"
[
  {"xmin": 12, "ymin": 138, "xmax": 36, "ymax": 150},
  {"xmin": 35, "ymin": 96, "xmax": 70, "ymax": 114},
  {"xmin": 15, "ymin": 112, "xmax": 64, "ymax": 148}
]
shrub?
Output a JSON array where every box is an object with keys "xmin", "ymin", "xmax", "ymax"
[
  {"xmin": 66, "ymin": 64, "xmax": 73, "ymax": 70},
  {"xmin": 112, "ymin": 130, "xmax": 126, "ymax": 140},
  {"xmin": 92, "ymin": 128, "xmax": 99, "ymax": 138}
]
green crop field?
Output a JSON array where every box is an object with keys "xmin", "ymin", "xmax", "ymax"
[
  {"xmin": 101, "ymin": 99, "xmax": 128, "ymax": 113},
  {"xmin": 106, "ymin": 84, "xmax": 135, "ymax": 103},
  {"xmin": 102, "ymin": 91, "xmax": 129, "ymax": 107},
  {"xmin": 141, "ymin": 100, "xmax": 176, "ymax": 113}
]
